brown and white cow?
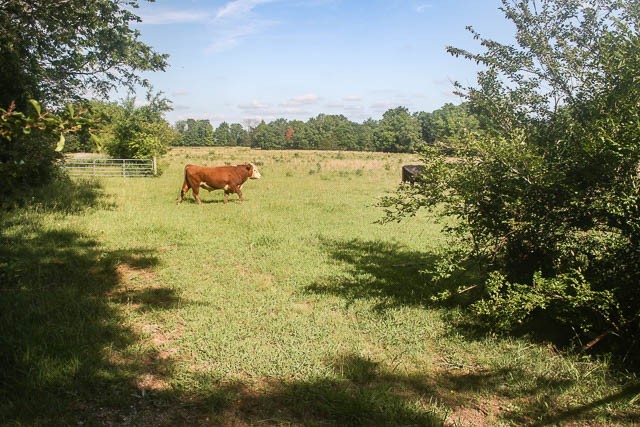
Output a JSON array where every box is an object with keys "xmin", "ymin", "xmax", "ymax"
[{"xmin": 177, "ymin": 163, "xmax": 262, "ymax": 205}]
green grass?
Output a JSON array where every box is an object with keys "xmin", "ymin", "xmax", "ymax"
[{"xmin": 1, "ymin": 147, "xmax": 638, "ymax": 425}]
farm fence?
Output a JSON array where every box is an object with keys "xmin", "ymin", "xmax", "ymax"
[{"xmin": 62, "ymin": 157, "xmax": 157, "ymax": 177}]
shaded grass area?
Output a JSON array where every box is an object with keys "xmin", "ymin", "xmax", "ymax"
[
  {"xmin": 306, "ymin": 238, "xmax": 481, "ymax": 311},
  {"xmin": 305, "ymin": 237, "xmax": 640, "ymax": 425},
  {"xmin": 0, "ymin": 180, "xmax": 178, "ymax": 424}
]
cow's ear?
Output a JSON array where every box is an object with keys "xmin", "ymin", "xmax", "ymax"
[{"xmin": 246, "ymin": 164, "xmax": 251, "ymax": 171}]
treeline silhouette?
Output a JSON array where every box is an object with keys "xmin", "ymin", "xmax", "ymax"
[{"xmin": 173, "ymin": 103, "xmax": 480, "ymax": 152}]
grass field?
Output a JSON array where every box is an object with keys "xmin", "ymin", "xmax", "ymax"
[{"xmin": 1, "ymin": 147, "xmax": 639, "ymax": 425}]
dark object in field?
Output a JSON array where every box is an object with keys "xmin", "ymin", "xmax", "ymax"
[
  {"xmin": 177, "ymin": 163, "xmax": 262, "ymax": 205},
  {"xmin": 401, "ymin": 165, "xmax": 425, "ymax": 185}
]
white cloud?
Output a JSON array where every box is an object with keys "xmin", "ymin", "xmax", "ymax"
[
  {"xmin": 281, "ymin": 93, "xmax": 320, "ymax": 106},
  {"xmin": 342, "ymin": 95, "xmax": 362, "ymax": 102},
  {"xmin": 370, "ymin": 101, "xmax": 400, "ymax": 113},
  {"xmin": 273, "ymin": 107, "xmax": 311, "ymax": 116},
  {"xmin": 206, "ymin": 0, "xmax": 281, "ymax": 53},
  {"xmin": 215, "ymin": 0, "xmax": 275, "ymax": 20},
  {"xmin": 172, "ymin": 104, "xmax": 191, "ymax": 111},
  {"xmin": 171, "ymin": 89, "xmax": 191, "ymax": 97},
  {"xmin": 206, "ymin": 21, "xmax": 277, "ymax": 53},
  {"xmin": 343, "ymin": 104, "xmax": 365, "ymax": 112},
  {"xmin": 238, "ymin": 99, "xmax": 271, "ymax": 113},
  {"xmin": 236, "ymin": 97, "xmax": 320, "ymax": 122},
  {"xmin": 433, "ymin": 77, "xmax": 453, "ymax": 86},
  {"xmin": 416, "ymin": 3, "xmax": 432, "ymax": 13}
]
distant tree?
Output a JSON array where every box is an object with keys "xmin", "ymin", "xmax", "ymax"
[
  {"xmin": 374, "ymin": 107, "xmax": 422, "ymax": 152},
  {"xmin": 198, "ymin": 120, "xmax": 214, "ymax": 146},
  {"xmin": 287, "ymin": 120, "xmax": 307, "ymax": 149},
  {"xmin": 175, "ymin": 119, "xmax": 214, "ymax": 146},
  {"xmin": 285, "ymin": 126, "xmax": 295, "ymax": 145},
  {"xmin": 328, "ymin": 115, "xmax": 359, "ymax": 151},
  {"xmin": 107, "ymin": 90, "xmax": 176, "ymax": 159},
  {"xmin": 214, "ymin": 122, "xmax": 232, "ymax": 146},
  {"xmin": 251, "ymin": 121, "xmax": 270, "ymax": 150},
  {"xmin": 228, "ymin": 123, "xmax": 249, "ymax": 146},
  {"xmin": 250, "ymin": 118, "xmax": 289, "ymax": 150},
  {"xmin": 173, "ymin": 120, "xmax": 187, "ymax": 145},
  {"xmin": 358, "ymin": 119, "xmax": 378, "ymax": 151}
]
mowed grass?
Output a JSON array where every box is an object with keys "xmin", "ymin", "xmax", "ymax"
[{"xmin": 1, "ymin": 147, "xmax": 639, "ymax": 426}]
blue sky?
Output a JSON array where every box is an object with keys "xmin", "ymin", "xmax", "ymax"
[{"xmin": 130, "ymin": 0, "xmax": 514, "ymax": 126}]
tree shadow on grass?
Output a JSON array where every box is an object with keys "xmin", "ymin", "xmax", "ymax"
[
  {"xmin": 189, "ymin": 353, "xmax": 639, "ymax": 426},
  {"xmin": 0, "ymin": 179, "xmax": 188, "ymax": 425},
  {"xmin": 6, "ymin": 176, "xmax": 117, "ymax": 214},
  {"xmin": 225, "ymin": 353, "xmax": 445, "ymax": 426},
  {"xmin": 305, "ymin": 238, "xmax": 481, "ymax": 311},
  {"xmin": 301, "ymin": 238, "xmax": 640, "ymax": 425}
]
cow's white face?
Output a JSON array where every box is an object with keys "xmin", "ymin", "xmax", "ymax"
[{"xmin": 250, "ymin": 163, "xmax": 262, "ymax": 179}]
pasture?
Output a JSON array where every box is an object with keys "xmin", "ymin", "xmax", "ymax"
[{"xmin": 1, "ymin": 147, "xmax": 638, "ymax": 425}]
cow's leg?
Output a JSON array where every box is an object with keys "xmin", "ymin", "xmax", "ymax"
[
  {"xmin": 237, "ymin": 184, "xmax": 245, "ymax": 202},
  {"xmin": 177, "ymin": 181, "xmax": 190, "ymax": 204},
  {"xmin": 223, "ymin": 190, "xmax": 230, "ymax": 204},
  {"xmin": 227, "ymin": 184, "xmax": 242, "ymax": 202},
  {"xmin": 192, "ymin": 185, "xmax": 202, "ymax": 205}
]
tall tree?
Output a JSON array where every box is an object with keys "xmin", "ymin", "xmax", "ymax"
[
  {"xmin": 0, "ymin": 0, "xmax": 168, "ymax": 109},
  {"xmin": 214, "ymin": 122, "xmax": 232, "ymax": 146},
  {"xmin": 174, "ymin": 119, "xmax": 214, "ymax": 146},
  {"xmin": 415, "ymin": 103, "xmax": 481, "ymax": 146},
  {"xmin": 107, "ymin": 90, "xmax": 176, "ymax": 159},
  {"xmin": 229, "ymin": 123, "xmax": 249, "ymax": 146},
  {"xmin": 374, "ymin": 107, "xmax": 422, "ymax": 152},
  {"xmin": 0, "ymin": 0, "xmax": 167, "ymax": 203}
]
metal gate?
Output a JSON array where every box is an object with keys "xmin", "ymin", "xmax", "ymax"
[{"xmin": 62, "ymin": 158, "xmax": 157, "ymax": 177}]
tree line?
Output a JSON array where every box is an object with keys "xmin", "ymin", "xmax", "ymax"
[
  {"xmin": 172, "ymin": 103, "xmax": 481, "ymax": 153},
  {"xmin": 62, "ymin": 100, "xmax": 480, "ymax": 157}
]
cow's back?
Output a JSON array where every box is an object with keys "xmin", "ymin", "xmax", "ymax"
[{"xmin": 402, "ymin": 164, "xmax": 425, "ymax": 184}]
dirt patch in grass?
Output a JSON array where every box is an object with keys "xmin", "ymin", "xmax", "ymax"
[{"xmin": 116, "ymin": 262, "xmax": 158, "ymax": 286}]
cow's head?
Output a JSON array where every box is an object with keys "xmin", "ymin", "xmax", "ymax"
[{"xmin": 246, "ymin": 163, "xmax": 262, "ymax": 179}]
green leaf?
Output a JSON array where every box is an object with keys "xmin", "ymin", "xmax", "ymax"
[
  {"xmin": 28, "ymin": 99, "xmax": 41, "ymax": 116},
  {"xmin": 55, "ymin": 133, "xmax": 65, "ymax": 152}
]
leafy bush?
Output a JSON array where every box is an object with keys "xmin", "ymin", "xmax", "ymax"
[
  {"xmin": 0, "ymin": 101, "xmax": 89, "ymax": 205},
  {"xmin": 106, "ymin": 92, "xmax": 176, "ymax": 159},
  {"xmin": 381, "ymin": 0, "xmax": 640, "ymax": 362},
  {"xmin": 472, "ymin": 271, "xmax": 619, "ymax": 338}
]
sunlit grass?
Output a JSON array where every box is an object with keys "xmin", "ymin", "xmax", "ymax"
[{"xmin": 1, "ymin": 147, "xmax": 637, "ymax": 425}]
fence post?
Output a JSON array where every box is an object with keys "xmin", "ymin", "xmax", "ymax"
[
  {"xmin": 153, "ymin": 156, "xmax": 157, "ymax": 176},
  {"xmin": 93, "ymin": 159, "xmax": 96, "ymax": 176},
  {"xmin": 122, "ymin": 159, "xmax": 126, "ymax": 177}
]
